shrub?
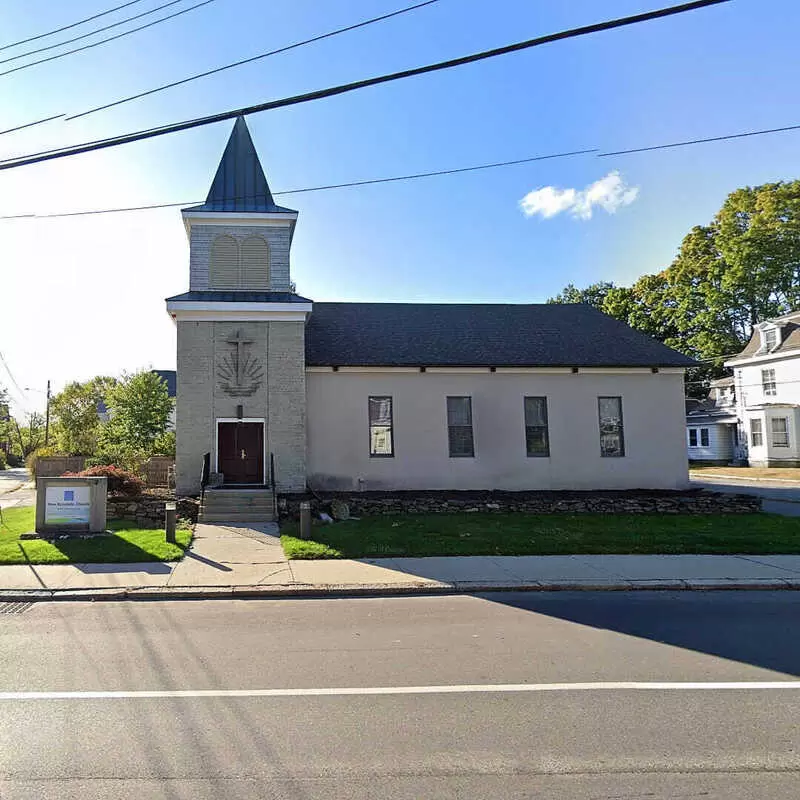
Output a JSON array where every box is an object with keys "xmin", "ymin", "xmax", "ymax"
[
  {"xmin": 0, "ymin": 450, "xmax": 6, "ymax": 470},
  {"xmin": 25, "ymin": 446, "xmax": 58, "ymax": 479},
  {"xmin": 64, "ymin": 465, "xmax": 144, "ymax": 497}
]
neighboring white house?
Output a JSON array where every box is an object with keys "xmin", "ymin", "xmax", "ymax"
[
  {"xmin": 166, "ymin": 117, "xmax": 696, "ymax": 495},
  {"xmin": 725, "ymin": 312, "xmax": 800, "ymax": 467},
  {"xmin": 685, "ymin": 377, "xmax": 739, "ymax": 464}
]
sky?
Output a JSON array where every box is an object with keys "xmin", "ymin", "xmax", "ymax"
[{"xmin": 1, "ymin": 0, "xmax": 799, "ymax": 415}]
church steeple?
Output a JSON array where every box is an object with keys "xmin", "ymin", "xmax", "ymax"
[{"xmin": 184, "ymin": 116, "xmax": 297, "ymax": 214}]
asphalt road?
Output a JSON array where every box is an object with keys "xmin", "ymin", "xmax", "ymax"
[
  {"xmin": 691, "ymin": 474, "xmax": 800, "ymax": 516},
  {"xmin": 0, "ymin": 592, "xmax": 799, "ymax": 799},
  {"xmin": 0, "ymin": 468, "xmax": 35, "ymax": 510}
]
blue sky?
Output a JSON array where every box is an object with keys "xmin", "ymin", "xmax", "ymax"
[{"xmin": 1, "ymin": 0, "xmax": 799, "ymax": 413}]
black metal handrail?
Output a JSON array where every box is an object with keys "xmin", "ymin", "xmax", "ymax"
[{"xmin": 200, "ymin": 452, "xmax": 210, "ymax": 501}]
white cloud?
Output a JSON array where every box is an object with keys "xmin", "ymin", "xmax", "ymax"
[{"xmin": 519, "ymin": 171, "xmax": 639, "ymax": 220}]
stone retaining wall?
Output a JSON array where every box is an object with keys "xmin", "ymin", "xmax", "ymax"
[
  {"xmin": 107, "ymin": 492, "xmax": 200, "ymax": 528},
  {"xmin": 279, "ymin": 489, "xmax": 760, "ymax": 519}
]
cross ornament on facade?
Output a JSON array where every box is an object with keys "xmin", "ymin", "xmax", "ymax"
[{"xmin": 226, "ymin": 330, "xmax": 254, "ymax": 387}]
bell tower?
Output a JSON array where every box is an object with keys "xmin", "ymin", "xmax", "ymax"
[{"xmin": 167, "ymin": 116, "xmax": 311, "ymax": 495}]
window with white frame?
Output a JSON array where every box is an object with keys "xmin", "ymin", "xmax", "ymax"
[
  {"xmin": 750, "ymin": 418, "xmax": 763, "ymax": 447},
  {"xmin": 771, "ymin": 417, "xmax": 790, "ymax": 448},
  {"xmin": 762, "ymin": 368, "xmax": 777, "ymax": 396},
  {"xmin": 688, "ymin": 427, "xmax": 710, "ymax": 448},
  {"xmin": 524, "ymin": 397, "xmax": 549, "ymax": 457},
  {"xmin": 764, "ymin": 327, "xmax": 778, "ymax": 351},
  {"xmin": 447, "ymin": 396, "xmax": 474, "ymax": 457},
  {"xmin": 368, "ymin": 396, "xmax": 394, "ymax": 457},
  {"xmin": 598, "ymin": 396, "xmax": 624, "ymax": 457}
]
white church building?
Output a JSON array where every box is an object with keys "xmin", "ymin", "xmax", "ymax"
[{"xmin": 166, "ymin": 117, "xmax": 694, "ymax": 497}]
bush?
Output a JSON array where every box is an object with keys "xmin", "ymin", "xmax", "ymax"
[
  {"xmin": 64, "ymin": 465, "xmax": 144, "ymax": 497},
  {"xmin": 0, "ymin": 450, "xmax": 6, "ymax": 470},
  {"xmin": 25, "ymin": 446, "xmax": 58, "ymax": 479}
]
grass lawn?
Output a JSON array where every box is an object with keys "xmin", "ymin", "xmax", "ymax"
[
  {"xmin": 281, "ymin": 512, "xmax": 800, "ymax": 559},
  {"xmin": 0, "ymin": 506, "xmax": 192, "ymax": 565},
  {"xmin": 691, "ymin": 466, "xmax": 800, "ymax": 481}
]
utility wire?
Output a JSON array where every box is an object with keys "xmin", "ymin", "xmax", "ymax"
[
  {"xmin": 0, "ymin": 0, "xmax": 148, "ymax": 53},
  {"xmin": 0, "ymin": 148, "xmax": 598, "ymax": 220},
  {"xmin": 0, "ymin": 114, "xmax": 65, "ymax": 137},
  {"xmin": 5, "ymin": 111, "xmax": 800, "ymax": 220},
  {"xmin": 0, "ymin": 0, "xmax": 730, "ymax": 171},
  {"xmin": 68, "ymin": 0, "xmax": 443, "ymax": 121},
  {"xmin": 0, "ymin": 0, "xmax": 191, "ymax": 66},
  {"xmin": 0, "ymin": 351, "xmax": 30, "ymax": 406},
  {"xmin": 0, "ymin": 0, "xmax": 218, "ymax": 79}
]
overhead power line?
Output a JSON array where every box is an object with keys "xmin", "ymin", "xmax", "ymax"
[
  {"xmin": 0, "ymin": 350, "xmax": 30, "ymax": 406},
  {"xmin": 0, "ymin": 0, "xmax": 148, "ymax": 53},
  {"xmin": 68, "ymin": 0, "xmax": 443, "ymax": 121},
  {"xmin": 0, "ymin": 114, "xmax": 65, "ymax": 137},
  {"xmin": 0, "ymin": 0, "xmax": 730, "ymax": 172},
  {"xmin": 0, "ymin": 0, "xmax": 218, "ymax": 79},
  {"xmin": 4, "ymin": 113, "xmax": 800, "ymax": 221},
  {"xmin": 0, "ymin": 148, "xmax": 599, "ymax": 220},
  {"xmin": 0, "ymin": 0, "xmax": 191, "ymax": 67}
]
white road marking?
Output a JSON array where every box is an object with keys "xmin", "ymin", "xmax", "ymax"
[{"xmin": 1, "ymin": 682, "xmax": 800, "ymax": 700}]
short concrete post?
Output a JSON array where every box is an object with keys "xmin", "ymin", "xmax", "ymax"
[
  {"xmin": 299, "ymin": 501, "xmax": 311, "ymax": 540},
  {"xmin": 165, "ymin": 501, "xmax": 177, "ymax": 544}
]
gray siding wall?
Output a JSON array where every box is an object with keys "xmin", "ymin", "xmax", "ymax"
[
  {"xmin": 306, "ymin": 370, "xmax": 689, "ymax": 491},
  {"xmin": 686, "ymin": 423, "xmax": 734, "ymax": 463},
  {"xmin": 188, "ymin": 223, "xmax": 292, "ymax": 291},
  {"xmin": 175, "ymin": 319, "xmax": 306, "ymax": 494}
]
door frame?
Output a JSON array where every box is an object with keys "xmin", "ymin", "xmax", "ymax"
[{"xmin": 215, "ymin": 418, "xmax": 267, "ymax": 485}]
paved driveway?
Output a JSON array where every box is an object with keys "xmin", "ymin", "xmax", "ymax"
[
  {"xmin": 691, "ymin": 474, "xmax": 800, "ymax": 516},
  {"xmin": 0, "ymin": 468, "xmax": 35, "ymax": 509}
]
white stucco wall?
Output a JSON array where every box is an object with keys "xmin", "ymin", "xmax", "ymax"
[{"xmin": 306, "ymin": 368, "xmax": 689, "ymax": 491}]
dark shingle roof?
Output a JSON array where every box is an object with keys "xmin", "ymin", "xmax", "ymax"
[
  {"xmin": 166, "ymin": 291, "xmax": 312, "ymax": 303},
  {"xmin": 305, "ymin": 303, "xmax": 697, "ymax": 368},
  {"xmin": 183, "ymin": 117, "xmax": 297, "ymax": 214}
]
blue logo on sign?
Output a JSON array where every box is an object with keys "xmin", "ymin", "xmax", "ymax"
[{"xmin": 64, "ymin": 490, "xmax": 74, "ymax": 501}]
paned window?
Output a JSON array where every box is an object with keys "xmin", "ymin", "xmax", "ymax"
[
  {"xmin": 771, "ymin": 417, "xmax": 790, "ymax": 448},
  {"xmin": 524, "ymin": 397, "xmax": 549, "ymax": 457},
  {"xmin": 750, "ymin": 418, "xmax": 763, "ymax": 447},
  {"xmin": 762, "ymin": 368, "xmax": 777, "ymax": 396},
  {"xmin": 447, "ymin": 397, "xmax": 474, "ymax": 457},
  {"xmin": 368, "ymin": 396, "xmax": 393, "ymax": 457},
  {"xmin": 598, "ymin": 396, "xmax": 624, "ymax": 457}
]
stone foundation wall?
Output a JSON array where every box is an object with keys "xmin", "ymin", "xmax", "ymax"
[
  {"xmin": 279, "ymin": 489, "xmax": 760, "ymax": 519},
  {"xmin": 107, "ymin": 492, "xmax": 200, "ymax": 528}
]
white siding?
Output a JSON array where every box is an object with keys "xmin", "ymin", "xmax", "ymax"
[
  {"xmin": 306, "ymin": 370, "xmax": 689, "ymax": 491},
  {"xmin": 686, "ymin": 423, "xmax": 733, "ymax": 463}
]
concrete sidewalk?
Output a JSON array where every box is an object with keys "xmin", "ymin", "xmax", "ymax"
[{"xmin": 2, "ymin": 522, "xmax": 800, "ymax": 599}]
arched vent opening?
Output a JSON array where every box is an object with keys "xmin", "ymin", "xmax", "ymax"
[
  {"xmin": 209, "ymin": 235, "xmax": 240, "ymax": 289},
  {"xmin": 240, "ymin": 235, "xmax": 270, "ymax": 290}
]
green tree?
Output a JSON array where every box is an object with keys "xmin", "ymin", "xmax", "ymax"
[
  {"xmin": 99, "ymin": 371, "xmax": 174, "ymax": 462},
  {"xmin": 50, "ymin": 376, "xmax": 116, "ymax": 455},
  {"xmin": 548, "ymin": 281, "xmax": 616, "ymax": 307},
  {"xmin": 12, "ymin": 412, "xmax": 46, "ymax": 459}
]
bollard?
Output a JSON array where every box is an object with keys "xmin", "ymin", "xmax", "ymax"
[
  {"xmin": 299, "ymin": 501, "xmax": 311, "ymax": 540},
  {"xmin": 165, "ymin": 501, "xmax": 177, "ymax": 544}
]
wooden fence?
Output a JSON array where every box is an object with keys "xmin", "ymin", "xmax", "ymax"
[
  {"xmin": 35, "ymin": 456, "xmax": 175, "ymax": 488},
  {"xmin": 35, "ymin": 456, "xmax": 86, "ymax": 478}
]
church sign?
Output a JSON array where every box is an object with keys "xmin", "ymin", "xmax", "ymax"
[
  {"xmin": 35, "ymin": 476, "xmax": 108, "ymax": 535},
  {"xmin": 218, "ymin": 329, "xmax": 264, "ymax": 397}
]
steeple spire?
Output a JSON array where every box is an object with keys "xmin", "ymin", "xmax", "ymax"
[{"xmin": 184, "ymin": 116, "xmax": 296, "ymax": 214}]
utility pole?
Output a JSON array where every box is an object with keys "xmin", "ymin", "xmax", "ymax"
[{"xmin": 45, "ymin": 379, "xmax": 51, "ymax": 446}]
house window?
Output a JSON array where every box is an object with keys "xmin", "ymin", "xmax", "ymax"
[
  {"xmin": 764, "ymin": 328, "xmax": 778, "ymax": 351},
  {"xmin": 771, "ymin": 417, "xmax": 790, "ymax": 448},
  {"xmin": 598, "ymin": 396, "xmax": 624, "ymax": 457},
  {"xmin": 368, "ymin": 396, "xmax": 393, "ymax": 457},
  {"xmin": 762, "ymin": 368, "xmax": 777, "ymax": 396},
  {"xmin": 689, "ymin": 427, "xmax": 710, "ymax": 448},
  {"xmin": 750, "ymin": 418, "xmax": 763, "ymax": 447},
  {"xmin": 447, "ymin": 396, "xmax": 474, "ymax": 457},
  {"xmin": 524, "ymin": 397, "xmax": 549, "ymax": 457}
]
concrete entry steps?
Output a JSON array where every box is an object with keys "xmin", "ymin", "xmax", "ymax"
[{"xmin": 199, "ymin": 488, "xmax": 275, "ymax": 523}]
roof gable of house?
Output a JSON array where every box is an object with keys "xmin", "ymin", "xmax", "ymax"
[{"xmin": 305, "ymin": 303, "xmax": 697, "ymax": 368}]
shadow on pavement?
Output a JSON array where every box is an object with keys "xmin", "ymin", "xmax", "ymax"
[{"xmin": 480, "ymin": 589, "xmax": 800, "ymax": 677}]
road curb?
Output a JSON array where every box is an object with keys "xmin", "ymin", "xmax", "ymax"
[{"xmin": 1, "ymin": 578, "xmax": 800, "ymax": 601}]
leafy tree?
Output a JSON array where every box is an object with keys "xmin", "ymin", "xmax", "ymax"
[
  {"xmin": 50, "ymin": 376, "xmax": 116, "ymax": 455},
  {"xmin": 548, "ymin": 281, "xmax": 616, "ymax": 308},
  {"xmin": 13, "ymin": 413, "xmax": 46, "ymax": 459},
  {"xmin": 99, "ymin": 371, "xmax": 174, "ymax": 462}
]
